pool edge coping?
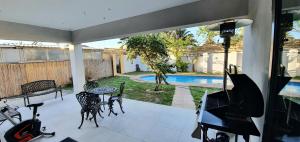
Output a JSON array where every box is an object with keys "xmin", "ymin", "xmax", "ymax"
[{"xmin": 128, "ymin": 73, "xmax": 226, "ymax": 88}]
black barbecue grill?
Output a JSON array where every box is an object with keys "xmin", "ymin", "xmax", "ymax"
[
  {"xmin": 192, "ymin": 19, "xmax": 266, "ymax": 142},
  {"xmin": 205, "ymin": 66, "xmax": 264, "ymax": 118}
]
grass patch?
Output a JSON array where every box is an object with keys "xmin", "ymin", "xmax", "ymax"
[
  {"xmin": 97, "ymin": 76, "xmax": 175, "ymax": 106},
  {"xmin": 293, "ymin": 76, "xmax": 300, "ymax": 80},
  {"xmin": 63, "ymin": 83, "xmax": 73, "ymax": 90},
  {"xmin": 190, "ymin": 86, "xmax": 221, "ymax": 109},
  {"xmin": 124, "ymin": 71, "xmax": 154, "ymax": 75}
]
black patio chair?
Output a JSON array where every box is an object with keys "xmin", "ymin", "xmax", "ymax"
[
  {"xmin": 108, "ymin": 82, "xmax": 126, "ymax": 116},
  {"xmin": 83, "ymin": 80, "xmax": 105, "ymax": 112},
  {"xmin": 83, "ymin": 80, "xmax": 98, "ymax": 91},
  {"xmin": 76, "ymin": 91, "xmax": 103, "ymax": 129}
]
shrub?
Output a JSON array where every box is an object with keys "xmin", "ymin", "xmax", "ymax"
[{"xmin": 175, "ymin": 60, "xmax": 189, "ymax": 72}]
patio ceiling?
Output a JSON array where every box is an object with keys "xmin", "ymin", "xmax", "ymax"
[
  {"xmin": 1, "ymin": 0, "xmax": 300, "ymax": 44},
  {"xmin": 0, "ymin": 0, "xmax": 249, "ymax": 43},
  {"xmin": 0, "ymin": 0, "xmax": 198, "ymax": 31}
]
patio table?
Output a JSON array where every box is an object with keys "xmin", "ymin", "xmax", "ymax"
[{"xmin": 88, "ymin": 87, "xmax": 118, "ymax": 110}]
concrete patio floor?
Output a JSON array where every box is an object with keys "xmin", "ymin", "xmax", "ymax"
[{"xmin": 0, "ymin": 93, "xmax": 201, "ymax": 142}]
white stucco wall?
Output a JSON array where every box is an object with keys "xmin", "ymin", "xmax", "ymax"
[
  {"xmin": 242, "ymin": 0, "xmax": 273, "ymax": 141},
  {"xmin": 192, "ymin": 51, "xmax": 244, "ymax": 73},
  {"xmin": 284, "ymin": 49, "xmax": 298, "ymax": 76},
  {"xmin": 123, "ymin": 55, "xmax": 149, "ymax": 73},
  {"xmin": 194, "ymin": 55, "xmax": 203, "ymax": 72}
]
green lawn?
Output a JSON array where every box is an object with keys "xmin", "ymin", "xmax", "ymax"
[
  {"xmin": 63, "ymin": 83, "xmax": 73, "ymax": 90},
  {"xmin": 190, "ymin": 86, "xmax": 220, "ymax": 108},
  {"xmin": 97, "ymin": 76, "xmax": 175, "ymax": 106},
  {"xmin": 293, "ymin": 76, "xmax": 300, "ymax": 80}
]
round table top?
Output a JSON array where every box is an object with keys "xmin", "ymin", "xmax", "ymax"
[{"xmin": 88, "ymin": 87, "xmax": 118, "ymax": 95}]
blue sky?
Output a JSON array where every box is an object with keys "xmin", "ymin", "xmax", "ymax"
[
  {"xmin": 82, "ymin": 26, "xmax": 209, "ymax": 48},
  {"xmin": 0, "ymin": 25, "xmax": 298, "ymax": 48},
  {"xmin": 1, "ymin": 25, "xmax": 298, "ymax": 48},
  {"xmin": 83, "ymin": 24, "xmax": 300, "ymax": 49}
]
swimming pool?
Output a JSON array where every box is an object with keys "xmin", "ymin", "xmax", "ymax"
[{"xmin": 140, "ymin": 75, "xmax": 300, "ymax": 94}]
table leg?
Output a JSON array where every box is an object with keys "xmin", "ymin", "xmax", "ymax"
[
  {"xmin": 286, "ymin": 100, "xmax": 291, "ymax": 125},
  {"xmin": 243, "ymin": 135, "xmax": 250, "ymax": 142},
  {"xmin": 202, "ymin": 126, "xmax": 208, "ymax": 142},
  {"xmin": 235, "ymin": 134, "xmax": 238, "ymax": 142},
  {"xmin": 102, "ymin": 94, "xmax": 105, "ymax": 110}
]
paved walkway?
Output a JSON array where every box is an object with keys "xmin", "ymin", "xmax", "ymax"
[{"xmin": 172, "ymin": 86, "xmax": 195, "ymax": 110}]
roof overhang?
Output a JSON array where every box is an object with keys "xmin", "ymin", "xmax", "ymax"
[{"xmin": 0, "ymin": 0, "xmax": 250, "ymax": 44}]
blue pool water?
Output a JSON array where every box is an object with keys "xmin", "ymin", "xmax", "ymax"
[{"xmin": 140, "ymin": 75, "xmax": 300, "ymax": 94}]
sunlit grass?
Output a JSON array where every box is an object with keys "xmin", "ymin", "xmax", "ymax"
[
  {"xmin": 97, "ymin": 76, "xmax": 175, "ymax": 106},
  {"xmin": 190, "ymin": 86, "xmax": 220, "ymax": 109}
]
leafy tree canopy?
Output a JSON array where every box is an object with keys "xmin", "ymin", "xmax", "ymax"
[
  {"xmin": 162, "ymin": 29, "xmax": 196, "ymax": 71},
  {"xmin": 197, "ymin": 26, "xmax": 244, "ymax": 48},
  {"xmin": 123, "ymin": 34, "xmax": 174, "ymax": 91},
  {"xmin": 197, "ymin": 26, "xmax": 219, "ymax": 45}
]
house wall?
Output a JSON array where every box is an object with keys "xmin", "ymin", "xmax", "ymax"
[
  {"xmin": 123, "ymin": 55, "xmax": 149, "ymax": 73},
  {"xmin": 121, "ymin": 49, "xmax": 300, "ymax": 77},
  {"xmin": 192, "ymin": 51, "xmax": 244, "ymax": 74}
]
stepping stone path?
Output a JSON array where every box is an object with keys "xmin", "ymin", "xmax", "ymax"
[{"xmin": 172, "ymin": 86, "xmax": 195, "ymax": 110}]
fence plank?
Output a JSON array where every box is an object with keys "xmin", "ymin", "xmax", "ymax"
[
  {"xmin": 84, "ymin": 59, "xmax": 113, "ymax": 80},
  {"xmin": 0, "ymin": 59, "xmax": 112, "ymax": 98},
  {"xmin": 0, "ymin": 61, "xmax": 72, "ymax": 97}
]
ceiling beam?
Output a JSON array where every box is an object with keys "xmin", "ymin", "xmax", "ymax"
[
  {"xmin": 72, "ymin": 0, "xmax": 249, "ymax": 44},
  {"xmin": 0, "ymin": 20, "xmax": 72, "ymax": 43}
]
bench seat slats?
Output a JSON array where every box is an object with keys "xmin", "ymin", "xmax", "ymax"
[{"xmin": 21, "ymin": 80, "xmax": 63, "ymax": 106}]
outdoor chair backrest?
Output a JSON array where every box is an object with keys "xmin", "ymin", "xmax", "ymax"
[
  {"xmin": 76, "ymin": 92, "xmax": 100, "ymax": 111},
  {"xmin": 118, "ymin": 82, "xmax": 125, "ymax": 97},
  {"xmin": 21, "ymin": 80, "xmax": 56, "ymax": 94},
  {"xmin": 83, "ymin": 81, "xmax": 98, "ymax": 91}
]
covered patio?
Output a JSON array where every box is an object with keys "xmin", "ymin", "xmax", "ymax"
[
  {"xmin": 0, "ymin": 0, "xmax": 300, "ymax": 142},
  {"xmin": 0, "ymin": 94, "xmax": 200, "ymax": 142},
  {"xmin": 0, "ymin": 0, "xmax": 249, "ymax": 94}
]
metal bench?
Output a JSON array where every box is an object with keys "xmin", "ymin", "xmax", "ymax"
[{"xmin": 21, "ymin": 80, "xmax": 63, "ymax": 106}]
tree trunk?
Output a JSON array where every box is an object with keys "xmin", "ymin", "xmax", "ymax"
[
  {"xmin": 162, "ymin": 76, "xmax": 169, "ymax": 85},
  {"xmin": 155, "ymin": 73, "xmax": 163, "ymax": 91}
]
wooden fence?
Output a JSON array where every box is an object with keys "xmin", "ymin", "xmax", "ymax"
[
  {"xmin": 85, "ymin": 59, "xmax": 113, "ymax": 80},
  {"xmin": 0, "ymin": 61, "xmax": 71, "ymax": 98},
  {"xmin": 0, "ymin": 59, "xmax": 113, "ymax": 98}
]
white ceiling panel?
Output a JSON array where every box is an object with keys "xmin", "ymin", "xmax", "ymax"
[{"xmin": 0, "ymin": 0, "xmax": 197, "ymax": 30}]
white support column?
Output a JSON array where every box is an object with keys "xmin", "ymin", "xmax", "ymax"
[
  {"xmin": 69, "ymin": 44, "xmax": 86, "ymax": 94},
  {"xmin": 242, "ymin": 0, "xmax": 273, "ymax": 141},
  {"xmin": 207, "ymin": 53, "xmax": 213, "ymax": 73},
  {"xmin": 111, "ymin": 53, "xmax": 117, "ymax": 76}
]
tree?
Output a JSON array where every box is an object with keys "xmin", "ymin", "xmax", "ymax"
[
  {"xmin": 197, "ymin": 26, "xmax": 218, "ymax": 45},
  {"xmin": 162, "ymin": 29, "xmax": 196, "ymax": 72},
  {"xmin": 123, "ymin": 34, "xmax": 173, "ymax": 91},
  {"xmin": 231, "ymin": 28, "xmax": 244, "ymax": 48},
  {"xmin": 198, "ymin": 26, "xmax": 244, "ymax": 48}
]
